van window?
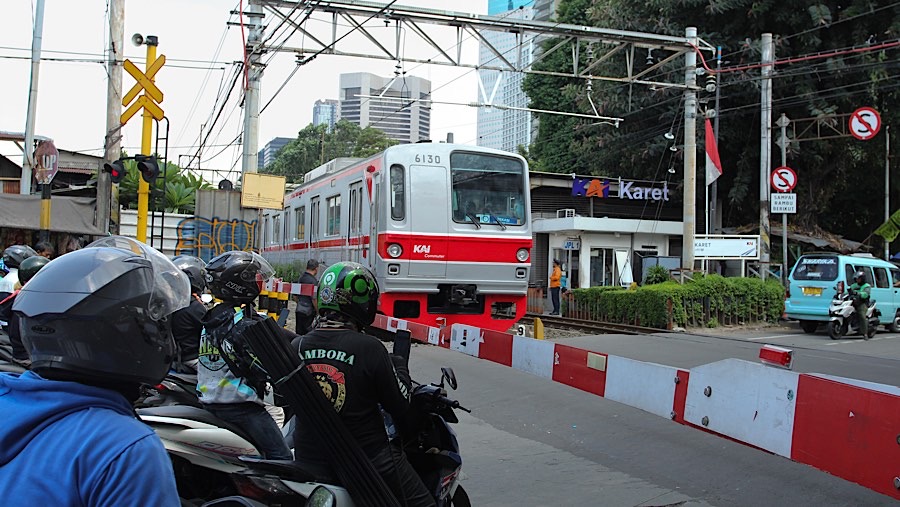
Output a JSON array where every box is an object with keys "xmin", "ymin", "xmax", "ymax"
[
  {"xmin": 892, "ymin": 268, "xmax": 900, "ymax": 287},
  {"xmin": 874, "ymin": 267, "xmax": 890, "ymax": 288},
  {"xmin": 851, "ymin": 265, "xmax": 874, "ymax": 285},
  {"xmin": 792, "ymin": 255, "xmax": 838, "ymax": 281}
]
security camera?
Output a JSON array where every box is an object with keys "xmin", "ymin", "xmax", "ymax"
[{"xmin": 132, "ymin": 33, "xmax": 144, "ymax": 46}]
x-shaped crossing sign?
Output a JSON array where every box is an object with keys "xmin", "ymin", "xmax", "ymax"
[{"xmin": 121, "ymin": 55, "xmax": 166, "ymax": 124}]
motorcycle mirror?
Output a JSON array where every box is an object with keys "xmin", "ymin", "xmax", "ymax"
[
  {"xmin": 200, "ymin": 294, "xmax": 213, "ymax": 304},
  {"xmin": 441, "ymin": 367, "xmax": 458, "ymax": 390}
]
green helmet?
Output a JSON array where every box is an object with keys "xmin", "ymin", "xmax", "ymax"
[
  {"xmin": 317, "ymin": 261, "xmax": 379, "ymax": 327},
  {"xmin": 18, "ymin": 255, "xmax": 50, "ymax": 285}
]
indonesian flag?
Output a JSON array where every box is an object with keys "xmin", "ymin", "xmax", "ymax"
[{"xmin": 705, "ymin": 118, "xmax": 723, "ymax": 185}]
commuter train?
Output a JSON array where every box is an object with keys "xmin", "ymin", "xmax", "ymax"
[{"xmin": 260, "ymin": 142, "xmax": 532, "ymax": 332}]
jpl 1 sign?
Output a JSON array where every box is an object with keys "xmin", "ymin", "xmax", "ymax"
[{"xmin": 771, "ymin": 193, "xmax": 797, "ymax": 214}]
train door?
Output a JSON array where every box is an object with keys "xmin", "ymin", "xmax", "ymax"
[
  {"xmin": 368, "ymin": 177, "xmax": 380, "ymax": 271},
  {"xmin": 348, "ymin": 181, "xmax": 364, "ymax": 264},
  {"xmin": 408, "ymin": 164, "xmax": 448, "ymax": 278}
]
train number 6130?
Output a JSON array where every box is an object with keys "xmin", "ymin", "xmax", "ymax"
[{"xmin": 414, "ymin": 154, "xmax": 441, "ymax": 164}]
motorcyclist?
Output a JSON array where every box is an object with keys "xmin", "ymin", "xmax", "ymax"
[
  {"xmin": 196, "ymin": 250, "xmax": 294, "ymax": 460},
  {"xmin": 292, "ymin": 261, "xmax": 435, "ymax": 507},
  {"xmin": 849, "ymin": 270, "xmax": 872, "ymax": 336},
  {"xmin": 0, "ymin": 236, "xmax": 187, "ymax": 506},
  {"xmin": 0, "ymin": 255, "xmax": 51, "ymax": 365},
  {"xmin": 170, "ymin": 255, "xmax": 209, "ymax": 372},
  {"xmin": 0, "ymin": 245, "xmax": 37, "ymax": 299}
]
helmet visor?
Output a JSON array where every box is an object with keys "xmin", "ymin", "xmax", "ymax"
[
  {"xmin": 250, "ymin": 251, "xmax": 275, "ymax": 282},
  {"xmin": 86, "ymin": 236, "xmax": 191, "ymax": 320}
]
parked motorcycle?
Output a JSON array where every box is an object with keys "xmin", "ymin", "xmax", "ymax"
[
  {"xmin": 826, "ymin": 289, "xmax": 880, "ymax": 340},
  {"xmin": 139, "ymin": 367, "xmax": 470, "ymax": 506}
]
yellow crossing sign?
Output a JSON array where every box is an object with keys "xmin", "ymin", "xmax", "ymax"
[{"xmin": 121, "ymin": 55, "xmax": 165, "ymax": 124}]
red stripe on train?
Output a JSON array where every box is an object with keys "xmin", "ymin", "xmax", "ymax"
[{"xmin": 377, "ymin": 233, "xmax": 531, "ymax": 263}]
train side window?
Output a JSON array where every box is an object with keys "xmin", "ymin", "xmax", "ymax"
[
  {"xmin": 273, "ymin": 215, "xmax": 282, "ymax": 244},
  {"xmin": 295, "ymin": 206, "xmax": 306, "ymax": 240},
  {"xmin": 326, "ymin": 194, "xmax": 341, "ymax": 236},
  {"xmin": 263, "ymin": 216, "xmax": 269, "ymax": 246},
  {"xmin": 310, "ymin": 197, "xmax": 320, "ymax": 241},
  {"xmin": 390, "ymin": 164, "xmax": 405, "ymax": 221}
]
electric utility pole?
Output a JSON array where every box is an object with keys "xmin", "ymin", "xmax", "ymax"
[
  {"xmin": 241, "ymin": 0, "xmax": 265, "ymax": 175},
  {"xmin": 101, "ymin": 0, "xmax": 124, "ymax": 235},
  {"xmin": 20, "ymin": 0, "xmax": 46, "ymax": 195},
  {"xmin": 682, "ymin": 27, "xmax": 698, "ymax": 270}
]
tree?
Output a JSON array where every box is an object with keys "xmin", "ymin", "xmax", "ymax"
[
  {"xmin": 523, "ymin": 0, "xmax": 900, "ymax": 246},
  {"xmin": 117, "ymin": 158, "xmax": 213, "ymax": 214},
  {"xmin": 263, "ymin": 120, "xmax": 398, "ymax": 182}
]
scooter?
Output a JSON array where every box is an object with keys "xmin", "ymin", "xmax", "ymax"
[
  {"xmin": 139, "ymin": 367, "xmax": 470, "ymax": 506},
  {"xmin": 826, "ymin": 289, "xmax": 880, "ymax": 340},
  {"xmin": 135, "ymin": 371, "xmax": 202, "ymax": 408}
]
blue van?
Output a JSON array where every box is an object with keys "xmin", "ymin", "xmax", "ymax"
[{"xmin": 785, "ymin": 253, "xmax": 900, "ymax": 334}]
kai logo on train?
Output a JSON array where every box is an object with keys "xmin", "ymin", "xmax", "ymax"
[
  {"xmin": 413, "ymin": 244, "xmax": 431, "ymax": 254},
  {"xmin": 572, "ymin": 177, "xmax": 670, "ymax": 201}
]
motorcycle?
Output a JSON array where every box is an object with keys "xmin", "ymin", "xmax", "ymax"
[
  {"xmin": 139, "ymin": 367, "xmax": 470, "ymax": 506},
  {"xmin": 826, "ymin": 289, "xmax": 880, "ymax": 340}
]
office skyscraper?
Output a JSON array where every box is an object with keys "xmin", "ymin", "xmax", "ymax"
[
  {"xmin": 312, "ymin": 99, "xmax": 339, "ymax": 132},
  {"xmin": 339, "ymin": 73, "xmax": 431, "ymax": 144},
  {"xmin": 257, "ymin": 137, "xmax": 293, "ymax": 170},
  {"xmin": 476, "ymin": 1, "xmax": 535, "ymax": 153}
]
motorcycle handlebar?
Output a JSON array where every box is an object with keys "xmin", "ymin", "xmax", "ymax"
[{"xmin": 437, "ymin": 394, "xmax": 471, "ymax": 413}]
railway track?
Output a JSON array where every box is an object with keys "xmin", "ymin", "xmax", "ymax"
[{"xmin": 520, "ymin": 313, "xmax": 670, "ymax": 336}]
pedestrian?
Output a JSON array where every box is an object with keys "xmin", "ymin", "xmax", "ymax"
[
  {"xmin": 549, "ymin": 259, "xmax": 562, "ymax": 315},
  {"xmin": 294, "ymin": 259, "xmax": 320, "ymax": 334},
  {"xmin": 34, "ymin": 241, "xmax": 55, "ymax": 259},
  {"xmin": 0, "ymin": 236, "xmax": 187, "ymax": 506}
]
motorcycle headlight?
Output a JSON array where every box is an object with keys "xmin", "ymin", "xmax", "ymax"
[
  {"xmin": 387, "ymin": 243, "xmax": 403, "ymax": 258},
  {"xmin": 516, "ymin": 248, "xmax": 529, "ymax": 262}
]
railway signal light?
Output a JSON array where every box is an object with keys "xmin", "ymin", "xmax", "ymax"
[
  {"xmin": 103, "ymin": 159, "xmax": 127, "ymax": 184},
  {"xmin": 135, "ymin": 155, "xmax": 160, "ymax": 185}
]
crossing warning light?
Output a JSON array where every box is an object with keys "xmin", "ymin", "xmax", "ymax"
[
  {"xmin": 136, "ymin": 155, "xmax": 160, "ymax": 185},
  {"xmin": 759, "ymin": 345, "xmax": 793, "ymax": 370},
  {"xmin": 103, "ymin": 159, "xmax": 127, "ymax": 184}
]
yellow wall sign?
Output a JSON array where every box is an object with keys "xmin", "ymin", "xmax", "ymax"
[{"xmin": 241, "ymin": 172, "xmax": 286, "ymax": 210}]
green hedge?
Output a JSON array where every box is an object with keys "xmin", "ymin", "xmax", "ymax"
[
  {"xmin": 566, "ymin": 275, "xmax": 785, "ymax": 328},
  {"xmin": 271, "ymin": 262, "xmax": 303, "ymax": 285}
]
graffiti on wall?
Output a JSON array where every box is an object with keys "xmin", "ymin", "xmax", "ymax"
[{"xmin": 175, "ymin": 216, "xmax": 257, "ymax": 261}]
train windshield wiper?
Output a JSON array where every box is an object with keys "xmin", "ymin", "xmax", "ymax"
[
  {"xmin": 465, "ymin": 213, "xmax": 482, "ymax": 229},
  {"xmin": 487, "ymin": 214, "xmax": 507, "ymax": 230}
]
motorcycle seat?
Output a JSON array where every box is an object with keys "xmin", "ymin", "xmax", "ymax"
[
  {"xmin": 136, "ymin": 405, "xmax": 261, "ymax": 451},
  {"xmin": 238, "ymin": 456, "xmax": 319, "ymax": 483}
]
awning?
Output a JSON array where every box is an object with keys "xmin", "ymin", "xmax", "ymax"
[{"xmin": 0, "ymin": 194, "xmax": 104, "ymax": 235}]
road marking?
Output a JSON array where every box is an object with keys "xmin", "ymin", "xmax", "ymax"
[{"xmin": 747, "ymin": 334, "xmax": 796, "ymax": 341}]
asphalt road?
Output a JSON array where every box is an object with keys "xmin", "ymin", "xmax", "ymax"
[
  {"xmin": 406, "ymin": 342, "xmax": 896, "ymax": 507},
  {"xmin": 549, "ymin": 322, "xmax": 900, "ymax": 387}
]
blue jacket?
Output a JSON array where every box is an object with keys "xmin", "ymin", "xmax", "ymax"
[{"xmin": 0, "ymin": 371, "xmax": 180, "ymax": 506}]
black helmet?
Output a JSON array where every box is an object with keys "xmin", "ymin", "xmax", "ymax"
[
  {"xmin": 18, "ymin": 255, "xmax": 50, "ymax": 285},
  {"xmin": 206, "ymin": 250, "xmax": 274, "ymax": 304},
  {"xmin": 317, "ymin": 261, "xmax": 379, "ymax": 327},
  {"xmin": 855, "ymin": 270, "xmax": 866, "ymax": 283},
  {"xmin": 2, "ymin": 245, "xmax": 37, "ymax": 269},
  {"xmin": 13, "ymin": 236, "xmax": 190, "ymax": 385},
  {"xmin": 172, "ymin": 255, "xmax": 208, "ymax": 293}
]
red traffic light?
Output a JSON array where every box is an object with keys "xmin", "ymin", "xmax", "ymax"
[{"xmin": 103, "ymin": 159, "xmax": 127, "ymax": 184}]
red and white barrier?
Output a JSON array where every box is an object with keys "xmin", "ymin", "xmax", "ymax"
[{"xmin": 369, "ymin": 315, "xmax": 900, "ymax": 500}]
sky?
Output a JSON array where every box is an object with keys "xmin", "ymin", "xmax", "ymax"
[{"xmin": 0, "ymin": 0, "xmax": 488, "ymax": 183}]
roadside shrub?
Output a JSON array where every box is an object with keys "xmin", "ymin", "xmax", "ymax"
[{"xmin": 643, "ymin": 264, "xmax": 671, "ymax": 285}]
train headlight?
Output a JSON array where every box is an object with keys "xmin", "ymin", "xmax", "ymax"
[
  {"xmin": 387, "ymin": 243, "xmax": 403, "ymax": 258},
  {"xmin": 516, "ymin": 248, "xmax": 530, "ymax": 262}
]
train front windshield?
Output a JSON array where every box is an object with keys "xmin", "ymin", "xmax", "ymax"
[{"xmin": 450, "ymin": 152, "xmax": 526, "ymax": 226}]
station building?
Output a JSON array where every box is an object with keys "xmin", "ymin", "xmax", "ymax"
[{"xmin": 528, "ymin": 171, "xmax": 684, "ymax": 290}]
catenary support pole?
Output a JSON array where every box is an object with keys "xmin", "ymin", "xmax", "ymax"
[
  {"xmin": 136, "ymin": 38, "xmax": 158, "ymax": 244},
  {"xmin": 779, "ymin": 114, "xmax": 789, "ymax": 285},
  {"xmin": 759, "ymin": 33, "xmax": 774, "ymax": 280},
  {"xmin": 682, "ymin": 27, "xmax": 698, "ymax": 271},
  {"xmin": 101, "ymin": 0, "xmax": 123, "ymax": 235},
  {"xmin": 20, "ymin": 0, "xmax": 46, "ymax": 195}
]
